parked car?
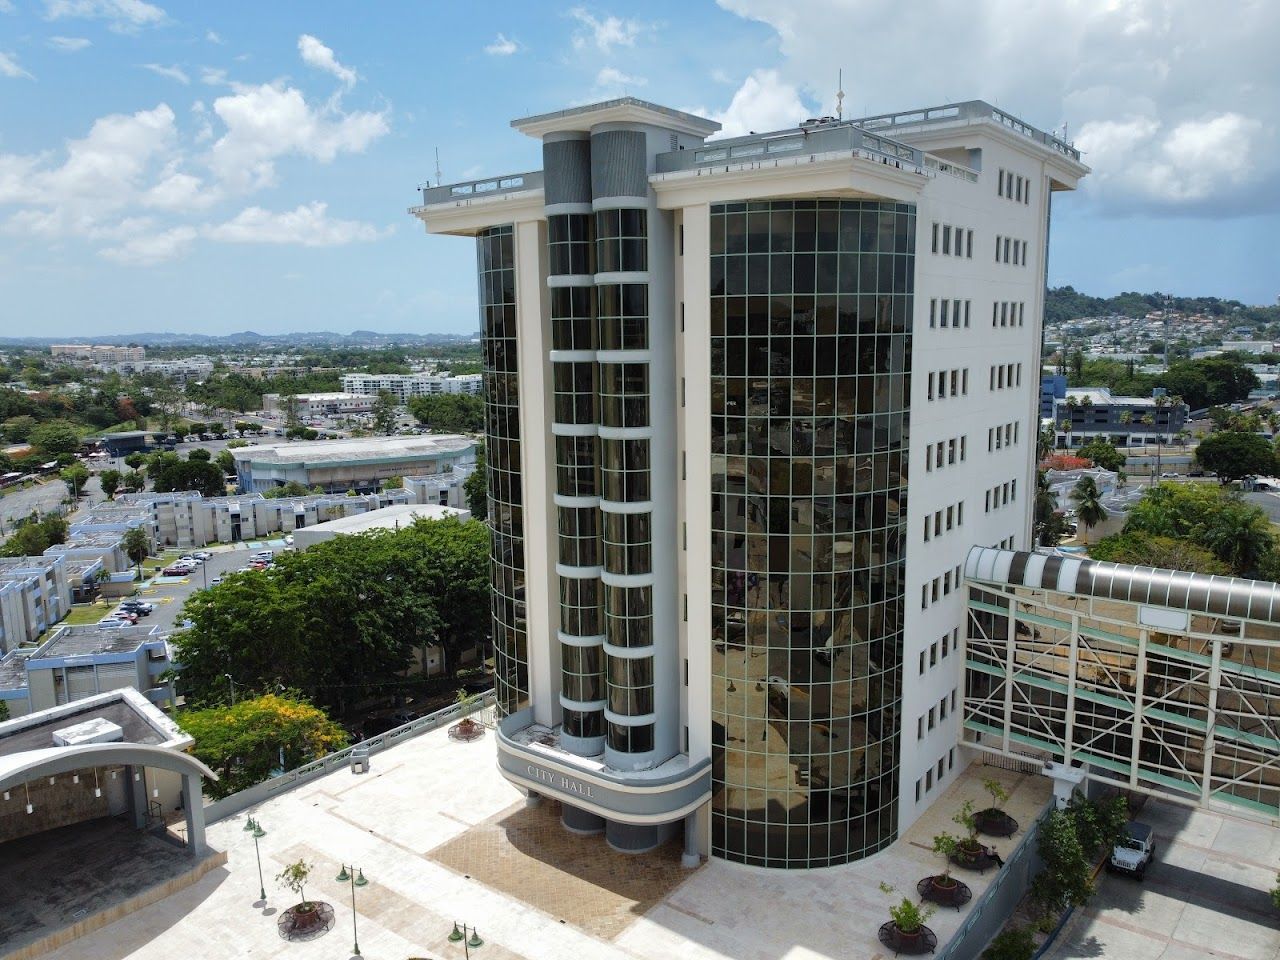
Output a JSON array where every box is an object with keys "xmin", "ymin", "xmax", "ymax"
[
  {"xmin": 162, "ymin": 565, "xmax": 192, "ymax": 576},
  {"xmin": 193, "ymin": 550, "xmax": 212, "ymax": 560},
  {"xmin": 110, "ymin": 610, "xmax": 139, "ymax": 624},
  {"xmin": 98, "ymin": 617, "xmax": 128, "ymax": 628},
  {"xmin": 1108, "ymin": 822, "xmax": 1155, "ymax": 879},
  {"xmin": 119, "ymin": 599, "xmax": 154, "ymax": 612}
]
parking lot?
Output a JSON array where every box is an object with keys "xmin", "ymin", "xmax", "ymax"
[
  {"xmin": 114, "ymin": 541, "xmax": 290, "ymax": 633},
  {"xmin": 1048, "ymin": 796, "xmax": 1280, "ymax": 959}
]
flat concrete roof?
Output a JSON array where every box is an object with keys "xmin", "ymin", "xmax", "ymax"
[
  {"xmin": 33, "ymin": 624, "xmax": 164, "ymax": 660},
  {"xmin": 0, "ymin": 651, "xmax": 30, "ymax": 691},
  {"xmin": 231, "ymin": 434, "xmax": 473, "ymax": 467},
  {"xmin": 513, "ymin": 96, "xmax": 720, "ymax": 138},
  {"xmin": 298, "ymin": 503, "xmax": 467, "ymax": 537},
  {"xmin": 0, "ymin": 690, "xmax": 184, "ymax": 759}
]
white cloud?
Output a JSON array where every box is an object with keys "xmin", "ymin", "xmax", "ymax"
[
  {"xmin": 100, "ymin": 225, "xmax": 196, "ymax": 265},
  {"xmin": 484, "ymin": 33, "xmax": 519, "ymax": 56},
  {"xmin": 595, "ymin": 67, "xmax": 645, "ymax": 89},
  {"xmin": 48, "ymin": 36, "xmax": 92, "ymax": 51},
  {"xmin": 205, "ymin": 29, "xmax": 221, "ymax": 44},
  {"xmin": 206, "ymin": 202, "xmax": 382, "ymax": 247},
  {"xmin": 714, "ymin": 0, "xmax": 1280, "ymax": 214},
  {"xmin": 208, "ymin": 81, "xmax": 389, "ymax": 192},
  {"xmin": 693, "ymin": 69, "xmax": 809, "ymax": 139},
  {"xmin": 44, "ymin": 0, "xmax": 166, "ymax": 32},
  {"xmin": 142, "ymin": 63, "xmax": 189, "ymax": 84},
  {"xmin": 143, "ymin": 171, "xmax": 213, "ymax": 211},
  {"xmin": 200, "ymin": 66, "xmax": 227, "ymax": 86},
  {"xmin": 0, "ymin": 52, "xmax": 34, "ymax": 79},
  {"xmin": 569, "ymin": 8, "xmax": 645, "ymax": 53},
  {"xmin": 297, "ymin": 34, "xmax": 356, "ymax": 88}
]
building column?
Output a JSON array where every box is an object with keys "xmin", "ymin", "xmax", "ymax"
[
  {"xmin": 124, "ymin": 764, "xmax": 147, "ymax": 829},
  {"xmin": 183, "ymin": 773, "xmax": 206, "ymax": 855},
  {"xmin": 681, "ymin": 811, "xmax": 700, "ymax": 868}
]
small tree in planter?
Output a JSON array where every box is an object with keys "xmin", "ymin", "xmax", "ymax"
[
  {"xmin": 449, "ymin": 688, "xmax": 485, "ymax": 741},
  {"xmin": 879, "ymin": 882, "xmax": 936, "ymax": 953},
  {"xmin": 924, "ymin": 833, "xmax": 967, "ymax": 907},
  {"xmin": 975, "ymin": 777, "xmax": 1017, "ymax": 837},
  {"xmin": 952, "ymin": 799, "xmax": 985, "ymax": 865},
  {"xmin": 277, "ymin": 859, "xmax": 315, "ymax": 915}
]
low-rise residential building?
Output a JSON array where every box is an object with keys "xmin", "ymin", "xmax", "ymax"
[
  {"xmin": 0, "ymin": 556, "xmax": 72, "ymax": 654},
  {"xmin": 0, "ymin": 623, "xmax": 174, "ymax": 718},
  {"xmin": 261, "ymin": 392, "xmax": 376, "ymax": 418},
  {"xmin": 1051, "ymin": 386, "xmax": 1188, "ymax": 447},
  {"xmin": 49, "ymin": 344, "xmax": 145, "ymax": 363},
  {"xmin": 402, "ymin": 463, "xmax": 476, "ymax": 509},
  {"xmin": 340, "ymin": 372, "xmax": 483, "ymax": 402},
  {"xmin": 230, "ymin": 435, "xmax": 475, "ymax": 495}
]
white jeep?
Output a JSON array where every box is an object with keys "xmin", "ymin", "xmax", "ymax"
[{"xmin": 1108, "ymin": 821, "xmax": 1155, "ymax": 880}]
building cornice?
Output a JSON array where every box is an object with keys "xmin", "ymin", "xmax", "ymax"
[{"xmin": 409, "ymin": 188, "xmax": 545, "ymax": 236}]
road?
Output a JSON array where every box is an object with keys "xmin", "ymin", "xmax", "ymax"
[{"xmin": 0, "ymin": 478, "xmax": 72, "ymax": 537}]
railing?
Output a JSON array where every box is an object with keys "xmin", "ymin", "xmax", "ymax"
[
  {"xmin": 935, "ymin": 799, "xmax": 1055, "ymax": 960},
  {"xmin": 924, "ymin": 155, "xmax": 980, "ymax": 183},
  {"xmin": 852, "ymin": 100, "xmax": 1080, "ymax": 161},
  {"xmin": 655, "ymin": 123, "xmax": 925, "ymax": 175},
  {"xmin": 203, "ymin": 691, "xmax": 496, "ymax": 823},
  {"xmin": 417, "ymin": 171, "xmax": 544, "ymax": 207}
]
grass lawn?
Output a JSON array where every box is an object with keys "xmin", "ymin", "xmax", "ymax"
[{"xmin": 28, "ymin": 602, "xmax": 115, "ymax": 645}]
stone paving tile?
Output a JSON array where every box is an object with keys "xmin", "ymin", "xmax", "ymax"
[{"xmin": 429, "ymin": 798, "xmax": 693, "ymax": 941}]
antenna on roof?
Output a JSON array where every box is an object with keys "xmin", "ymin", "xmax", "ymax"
[
  {"xmin": 434, "ymin": 148, "xmax": 442, "ymax": 186},
  {"xmin": 836, "ymin": 69, "xmax": 845, "ymax": 120}
]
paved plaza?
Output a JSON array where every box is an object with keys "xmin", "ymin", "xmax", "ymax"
[{"xmin": 26, "ymin": 723, "xmax": 1056, "ymax": 960}]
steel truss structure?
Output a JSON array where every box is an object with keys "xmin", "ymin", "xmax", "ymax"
[{"xmin": 962, "ymin": 548, "xmax": 1280, "ymax": 823}]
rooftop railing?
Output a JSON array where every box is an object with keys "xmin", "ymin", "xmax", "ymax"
[
  {"xmin": 417, "ymin": 170, "xmax": 544, "ymax": 208},
  {"xmin": 654, "ymin": 123, "xmax": 926, "ymax": 175},
  {"xmin": 852, "ymin": 100, "xmax": 1080, "ymax": 161}
]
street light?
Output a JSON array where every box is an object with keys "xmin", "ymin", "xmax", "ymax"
[
  {"xmin": 224, "ymin": 673, "xmax": 236, "ymax": 705},
  {"xmin": 335, "ymin": 864, "xmax": 368, "ymax": 956},
  {"xmin": 245, "ymin": 817, "xmax": 267, "ymax": 902},
  {"xmin": 448, "ymin": 921, "xmax": 484, "ymax": 958}
]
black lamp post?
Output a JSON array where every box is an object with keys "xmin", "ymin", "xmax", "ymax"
[{"xmin": 335, "ymin": 863, "xmax": 368, "ymax": 956}]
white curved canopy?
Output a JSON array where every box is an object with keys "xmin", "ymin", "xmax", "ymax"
[{"xmin": 0, "ymin": 742, "xmax": 217, "ymax": 794}]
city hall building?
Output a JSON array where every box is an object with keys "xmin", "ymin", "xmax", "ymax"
[{"xmin": 413, "ymin": 98, "xmax": 1087, "ymax": 867}]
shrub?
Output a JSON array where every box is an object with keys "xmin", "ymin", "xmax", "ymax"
[{"xmin": 983, "ymin": 926, "xmax": 1036, "ymax": 960}]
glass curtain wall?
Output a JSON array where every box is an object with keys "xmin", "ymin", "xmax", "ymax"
[
  {"xmin": 709, "ymin": 198, "xmax": 913, "ymax": 867},
  {"xmin": 477, "ymin": 225, "xmax": 528, "ymax": 717}
]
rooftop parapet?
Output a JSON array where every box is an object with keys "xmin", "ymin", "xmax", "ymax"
[{"xmin": 849, "ymin": 100, "xmax": 1080, "ymax": 161}]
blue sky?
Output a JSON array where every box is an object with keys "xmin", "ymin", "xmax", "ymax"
[{"xmin": 0, "ymin": 0, "xmax": 1276, "ymax": 337}]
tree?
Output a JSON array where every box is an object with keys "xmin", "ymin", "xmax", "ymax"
[
  {"xmin": 262, "ymin": 480, "xmax": 313, "ymax": 499},
  {"xmin": 61, "ymin": 463, "xmax": 90, "ymax": 499},
  {"xmin": 150, "ymin": 459, "xmax": 227, "ymax": 498},
  {"xmin": 3, "ymin": 414, "xmax": 37, "ymax": 442},
  {"xmin": 1124, "ymin": 483, "xmax": 1276, "ymax": 574},
  {"xmin": 124, "ymin": 452, "xmax": 148, "ymax": 471},
  {"xmin": 1077, "ymin": 437, "xmax": 1126, "ymax": 473},
  {"xmin": 1198, "ymin": 505, "xmax": 1275, "ymax": 575},
  {"xmin": 464, "ymin": 448, "xmax": 488, "ymax": 521},
  {"xmin": 1070, "ymin": 476, "xmax": 1108, "ymax": 535},
  {"xmin": 187, "ymin": 447, "xmax": 212, "ymax": 462},
  {"xmin": 982, "ymin": 927, "xmax": 1035, "ymax": 960},
  {"xmin": 275, "ymin": 859, "xmax": 316, "ymax": 912},
  {"xmin": 1195, "ymin": 430, "xmax": 1277, "ymax": 483},
  {"xmin": 123, "ymin": 469, "xmax": 146, "ymax": 492},
  {"xmin": 179, "ymin": 694, "xmax": 349, "ymax": 799},
  {"xmin": 372, "ymin": 391, "xmax": 399, "ymax": 435},
  {"xmin": 1038, "ymin": 512, "xmax": 1074, "ymax": 547},
  {"xmin": 1066, "ymin": 791, "xmax": 1128, "ymax": 862},
  {"xmin": 1088, "ymin": 532, "xmax": 1230, "ymax": 575},
  {"xmin": 1031, "ymin": 807, "xmax": 1094, "ymax": 916},
  {"xmin": 31, "ymin": 420, "xmax": 83, "ymax": 457},
  {"xmin": 215, "ymin": 449, "xmax": 235, "ymax": 475},
  {"xmin": 408, "ymin": 394, "xmax": 485, "ymax": 433},
  {"xmin": 0, "ymin": 699, "xmax": 9, "ymax": 722},
  {"xmin": 381, "ymin": 475, "xmax": 403, "ymax": 490},
  {"xmin": 99, "ymin": 468, "xmax": 122, "ymax": 500},
  {"xmin": 0, "ymin": 512, "xmax": 68, "ymax": 557},
  {"xmin": 121, "ymin": 526, "xmax": 151, "ymax": 580}
]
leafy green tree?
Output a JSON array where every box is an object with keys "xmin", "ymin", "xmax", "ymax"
[
  {"xmin": 30, "ymin": 419, "xmax": 83, "ymax": 456},
  {"xmin": 464, "ymin": 448, "xmax": 488, "ymax": 521},
  {"xmin": 1066, "ymin": 791, "xmax": 1128, "ymax": 861},
  {"xmin": 60, "ymin": 463, "xmax": 90, "ymax": 499},
  {"xmin": 372, "ymin": 391, "xmax": 399, "ymax": 435},
  {"xmin": 0, "ymin": 512, "xmax": 68, "ymax": 557},
  {"xmin": 982, "ymin": 927, "xmax": 1035, "ymax": 960},
  {"xmin": 262, "ymin": 480, "xmax": 313, "ymax": 499},
  {"xmin": 3, "ymin": 414, "xmax": 37, "ymax": 442},
  {"xmin": 1070, "ymin": 476, "xmax": 1107, "ymax": 534},
  {"xmin": 1199, "ymin": 505, "xmax": 1275, "ymax": 574},
  {"xmin": 1031, "ymin": 807, "xmax": 1094, "ymax": 916},
  {"xmin": 1089, "ymin": 532, "xmax": 1230, "ymax": 575},
  {"xmin": 1124, "ymin": 483, "xmax": 1276, "ymax": 574},
  {"xmin": 0, "ymin": 699, "xmax": 9, "ymax": 721},
  {"xmin": 150, "ymin": 459, "xmax": 227, "ymax": 498},
  {"xmin": 382, "ymin": 475, "xmax": 403, "ymax": 490},
  {"xmin": 123, "ymin": 469, "xmax": 146, "ymax": 492},
  {"xmin": 179, "ymin": 695, "xmax": 349, "ymax": 799},
  {"xmin": 215, "ymin": 449, "xmax": 236, "ymax": 475},
  {"xmin": 124, "ymin": 452, "xmax": 148, "ymax": 471},
  {"xmin": 407, "ymin": 393, "xmax": 485, "ymax": 433},
  {"xmin": 187, "ymin": 447, "xmax": 212, "ymax": 462},
  {"xmin": 99, "ymin": 468, "xmax": 122, "ymax": 499},
  {"xmin": 121, "ymin": 526, "xmax": 151, "ymax": 579},
  {"xmin": 1038, "ymin": 512, "xmax": 1073, "ymax": 547},
  {"xmin": 1195, "ymin": 430, "xmax": 1277, "ymax": 483},
  {"xmin": 1077, "ymin": 437, "xmax": 1126, "ymax": 473}
]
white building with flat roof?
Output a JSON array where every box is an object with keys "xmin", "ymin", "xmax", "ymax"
[
  {"xmin": 414, "ymin": 97, "xmax": 1087, "ymax": 866},
  {"xmin": 261, "ymin": 392, "xmax": 375, "ymax": 417},
  {"xmin": 341, "ymin": 372, "xmax": 484, "ymax": 402},
  {"xmin": 230, "ymin": 434, "xmax": 475, "ymax": 494}
]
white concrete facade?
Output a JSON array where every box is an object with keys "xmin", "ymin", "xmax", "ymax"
[{"xmin": 415, "ymin": 98, "xmax": 1086, "ymax": 866}]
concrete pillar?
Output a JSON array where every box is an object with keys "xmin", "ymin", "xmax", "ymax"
[
  {"xmin": 182, "ymin": 773, "xmax": 206, "ymax": 855},
  {"xmin": 124, "ymin": 764, "xmax": 147, "ymax": 829},
  {"xmin": 1043, "ymin": 761, "xmax": 1086, "ymax": 809},
  {"xmin": 561, "ymin": 803, "xmax": 605, "ymax": 835},
  {"xmin": 681, "ymin": 812, "xmax": 700, "ymax": 868},
  {"xmin": 525, "ymin": 790, "xmax": 542, "ymax": 808}
]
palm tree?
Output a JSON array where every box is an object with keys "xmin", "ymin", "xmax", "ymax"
[
  {"xmin": 1070, "ymin": 476, "xmax": 1108, "ymax": 539},
  {"xmin": 1059, "ymin": 419, "xmax": 1073, "ymax": 449},
  {"xmin": 1198, "ymin": 509, "xmax": 1273, "ymax": 575}
]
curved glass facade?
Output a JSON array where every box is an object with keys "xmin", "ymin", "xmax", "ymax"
[
  {"xmin": 709, "ymin": 199, "xmax": 913, "ymax": 867},
  {"xmin": 477, "ymin": 225, "xmax": 528, "ymax": 718}
]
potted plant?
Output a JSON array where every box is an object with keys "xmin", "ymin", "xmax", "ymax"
[
  {"xmin": 878, "ymin": 883, "xmax": 936, "ymax": 954},
  {"xmin": 925, "ymin": 833, "xmax": 966, "ymax": 906},
  {"xmin": 951, "ymin": 799, "xmax": 986, "ymax": 867},
  {"xmin": 975, "ymin": 778, "xmax": 1018, "ymax": 837},
  {"xmin": 276, "ymin": 859, "xmax": 320, "ymax": 930},
  {"xmin": 450, "ymin": 688, "xmax": 485, "ymax": 741}
]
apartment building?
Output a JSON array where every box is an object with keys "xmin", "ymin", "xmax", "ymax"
[
  {"xmin": 261, "ymin": 392, "xmax": 375, "ymax": 417},
  {"xmin": 340, "ymin": 372, "xmax": 484, "ymax": 402},
  {"xmin": 49, "ymin": 344, "xmax": 145, "ymax": 363},
  {"xmin": 0, "ymin": 555, "xmax": 72, "ymax": 654},
  {"xmin": 414, "ymin": 97, "xmax": 1086, "ymax": 867}
]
